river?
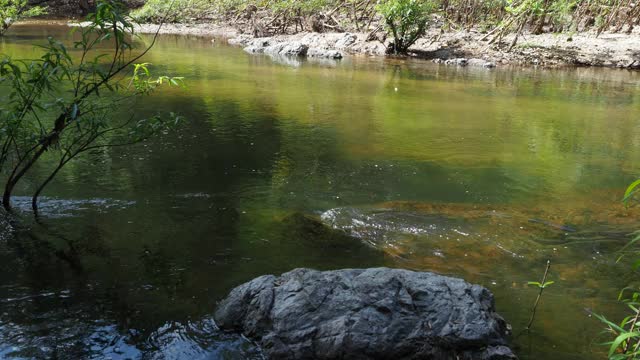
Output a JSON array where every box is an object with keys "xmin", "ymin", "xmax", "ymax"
[{"xmin": 1, "ymin": 22, "xmax": 640, "ymax": 359}]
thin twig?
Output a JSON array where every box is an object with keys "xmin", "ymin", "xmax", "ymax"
[
  {"xmin": 623, "ymin": 306, "xmax": 640, "ymax": 353},
  {"xmin": 527, "ymin": 260, "xmax": 551, "ymax": 330}
]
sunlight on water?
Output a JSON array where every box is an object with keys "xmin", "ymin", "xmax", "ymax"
[{"xmin": 11, "ymin": 197, "xmax": 136, "ymax": 218}]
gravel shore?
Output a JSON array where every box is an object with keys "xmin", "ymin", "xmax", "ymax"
[{"xmin": 79, "ymin": 21, "xmax": 640, "ymax": 69}]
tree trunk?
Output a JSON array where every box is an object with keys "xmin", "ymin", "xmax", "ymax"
[
  {"xmin": 3, "ymin": 138, "xmax": 52, "ymax": 212},
  {"xmin": 533, "ymin": 13, "xmax": 546, "ymax": 34},
  {"xmin": 32, "ymin": 158, "xmax": 70, "ymax": 216}
]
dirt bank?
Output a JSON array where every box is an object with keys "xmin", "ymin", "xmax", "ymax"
[{"xmin": 113, "ymin": 22, "xmax": 640, "ymax": 69}]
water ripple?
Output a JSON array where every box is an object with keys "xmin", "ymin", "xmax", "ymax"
[{"xmin": 11, "ymin": 197, "xmax": 136, "ymax": 218}]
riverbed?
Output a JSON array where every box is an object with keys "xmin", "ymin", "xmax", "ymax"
[{"xmin": 1, "ymin": 23, "xmax": 640, "ymax": 359}]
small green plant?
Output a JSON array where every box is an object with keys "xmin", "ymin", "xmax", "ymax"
[
  {"xmin": 526, "ymin": 260, "xmax": 553, "ymax": 330},
  {"xmin": 376, "ymin": 0, "xmax": 435, "ymax": 54},
  {"xmin": 623, "ymin": 180, "xmax": 640, "ymax": 205},
  {"xmin": 595, "ymin": 290, "xmax": 640, "ymax": 360},
  {"xmin": 0, "ymin": 0, "xmax": 47, "ymax": 36},
  {"xmin": 595, "ymin": 180, "xmax": 640, "ymax": 359},
  {"xmin": 527, "ymin": 280, "xmax": 555, "ymax": 288}
]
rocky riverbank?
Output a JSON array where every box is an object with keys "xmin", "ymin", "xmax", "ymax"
[{"xmin": 132, "ymin": 22, "xmax": 640, "ymax": 69}]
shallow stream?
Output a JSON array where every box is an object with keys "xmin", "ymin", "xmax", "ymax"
[{"xmin": 1, "ymin": 23, "xmax": 640, "ymax": 359}]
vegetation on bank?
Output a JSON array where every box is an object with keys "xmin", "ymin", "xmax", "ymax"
[
  {"xmin": 597, "ymin": 181, "xmax": 640, "ymax": 360},
  {"xmin": 130, "ymin": 0, "xmax": 640, "ymax": 52},
  {"xmin": 129, "ymin": 0, "xmax": 217, "ymax": 23},
  {"xmin": 0, "ymin": 0, "xmax": 47, "ymax": 36},
  {"xmin": 0, "ymin": 0, "xmax": 182, "ymax": 215},
  {"xmin": 376, "ymin": 0, "xmax": 435, "ymax": 53}
]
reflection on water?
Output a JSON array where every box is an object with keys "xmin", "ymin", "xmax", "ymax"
[
  {"xmin": 0, "ymin": 295, "xmax": 261, "ymax": 359},
  {"xmin": 1, "ymin": 23, "xmax": 640, "ymax": 359},
  {"xmin": 12, "ymin": 197, "xmax": 136, "ymax": 218}
]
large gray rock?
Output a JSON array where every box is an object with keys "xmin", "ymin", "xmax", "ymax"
[
  {"xmin": 467, "ymin": 58, "xmax": 496, "ymax": 68},
  {"xmin": 445, "ymin": 58, "xmax": 469, "ymax": 66},
  {"xmin": 243, "ymin": 40, "xmax": 312, "ymax": 58},
  {"xmin": 215, "ymin": 267, "xmax": 516, "ymax": 360},
  {"xmin": 335, "ymin": 33, "xmax": 358, "ymax": 49},
  {"xmin": 231, "ymin": 35, "xmax": 344, "ymax": 62},
  {"xmin": 279, "ymin": 42, "xmax": 309, "ymax": 57},
  {"xmin": 308, "ymin": 48, "xmax": 343, "ymax": 59}
]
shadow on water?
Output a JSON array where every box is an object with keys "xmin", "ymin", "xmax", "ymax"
[
  {"xmin": 0, "ymin": 199, "xmax": 251, "ymax": 359},
  {"xmin": 0, "ymin": 198, "xmax": 384, "ymax": 358}
]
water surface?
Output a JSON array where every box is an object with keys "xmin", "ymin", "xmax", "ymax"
[{"xmin": 1, "ymin": 23, "xmax": 640, "ymax": 359}]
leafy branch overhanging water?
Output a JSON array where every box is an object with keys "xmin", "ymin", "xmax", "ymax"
[{"xmin": 0, "ymin": 0, "xmax": 183, "ymax": 217}]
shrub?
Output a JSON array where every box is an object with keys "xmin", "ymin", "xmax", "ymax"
[
  {"xmin": 595, "ymin": 180, "xmax": 640, "ymax": 359},
  {"xmin": 0, "ymin": 0, "xmax": 47, "ymax": 36},
  {"xmin": 0, "ymin": 0, "xmax": 183, "ymax": 214},
  {"xmin": 376, "ymin": 0, "xmax": 436, "ymax": 54},
  {"xmin": 130, "ymin": 0, "xmax": 215, "ymax": 23},
  {"xmin": 269, "ymin": 0, "xmax": 336, "ymax": 14}
]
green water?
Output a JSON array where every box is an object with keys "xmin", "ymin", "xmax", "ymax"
[{"xmin": 1, "ymin": 22, "xmax": 640, "ymax": 359}]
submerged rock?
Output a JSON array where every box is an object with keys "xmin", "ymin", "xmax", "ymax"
[
  {"xmin": 281, "ymin": 212, "xmax": 362, "ymax": 248},
  {"xmin": 276, "ymin": 213, "xmax": 386, "ymax": 268},
  {"xmin": 320, "ymin": 207, "xmax": 470, "ymax": 248},
  {"xmin": 215, "ymin": 267, "xmax": 516, "ymax": 360}
]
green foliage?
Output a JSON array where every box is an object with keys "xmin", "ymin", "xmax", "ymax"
[
  {"xmin": 527, "ymin": 280, "xmax": 555, "ymax": 288},
  {"xmin": 0, "ymin": 0, "xmax": 183, "ymax": 214},
  {"xmin": 213, "ymin": 0, "xmax": 248, "ymax": 12},
  {"xmin": 376, "ymin": 0, "xmax": 435, "ymax": 54},
  {"xmin": 595, "ymin": 291, "xmax": 640, "ymax": 359},
  {"xmin": 596, "ymin": 180, "xmax": 640, "ymax": 359},
  {"xmin": 441, "ymin": 0, "xmax": 506, "ymax": 29},
  {"xmin": 130, "ymin": 62, "xmax": 185, "ymax": 93},
  {"xmin": 624, "ymin": 180, "xmax": 640, "ymax": 206},
  {"xmin": 0, "ymin": 0, "xmax": 47, "ymax": 36},
  {"xmin": 269, "ymin": 0, "xmax": 336, "ymax": 14},
  {"xmin": 504, "ymin": 0, "xmax": 543, "ymax": 18},
  {"xmin": 130, "ymin": 0, "xmax": 340, "ymax": 25},
  {"xmin": 130, "ymin": 0, "xmax": 215, "ymax": 23},
  {"xmin": 128, "ymin": 0, "xmax": 639, "ymax": 41},
  {"xmin": 525, "ymin": 260, "xmax": 553, "ymax": 330}
]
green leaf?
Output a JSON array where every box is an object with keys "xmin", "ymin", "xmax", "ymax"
[
  {"xmin": 623, "ymin": 179, "xmax": 640, "ymax": 204},
  {"xmin": 618, "ymin": 233, "xmax": 640, "ymax": 259},
  {"xmin": 594, "ymin": 313, "xmax": 626, "ymax": 333},
  {"xmin": 609, "ymin": 331, "xmax": 640, "ymax": 357}
]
